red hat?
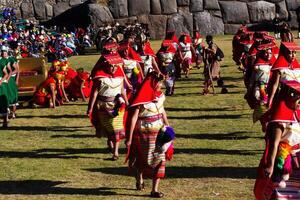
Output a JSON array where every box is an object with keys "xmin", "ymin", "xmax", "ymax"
[
  {"xmin": 118, "ymin": 42, "xmax": 143, "ymax": 62},
  {"xmin": 257, "ymin": 43, "xmax": 276, "ymax": 51},
  {"xmin": 282, "ymin": 80, "xmax": 300, "ymax": 93},
  {"xmin": 162, "ymin": 40, "xmax": 173, "ymax": 47},
  {"xmin": 281, "ymin": 42, "xmax": 300, "ymax": 51},
  {"xmin": 103, "ymin": 53, "xmax": 123, "ymax": 65},
  {"xmin": 143, "ymin": 42, "xmax": 156, "ymax": 57},
  {"xmin": 103, "ymin": 41, "xmax": 119, "ymax": 52},
  {"xmin": 130, "ymin": 72, "xmax": 163, "ymax": 107},
  {"xmin": 160, "ymin": 40, "xmax": 177, "ymax": 54}
]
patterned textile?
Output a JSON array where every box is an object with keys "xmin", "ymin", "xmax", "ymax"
[
  {"xmin": 129, "ymin": 95, "xmax": 166, "ymax": 178},
  {"xmin": 271, "ymin": 171, "xmax": 300, "ymax": 200}
]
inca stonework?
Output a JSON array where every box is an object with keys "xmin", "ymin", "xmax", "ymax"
[{"xmin": 2, "ymin": 0, "xmax": 300, "ymax": 39}]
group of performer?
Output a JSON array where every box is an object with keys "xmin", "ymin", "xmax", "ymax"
[
  {"xmin": 233, "ymin": 25, "xmax": 300, "ymax": 199},
  {"xmin": 85, "ymin": 28, "xmax": 229, "ymax": 197}
]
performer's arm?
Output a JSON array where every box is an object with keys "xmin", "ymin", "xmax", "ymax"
[
  {"xmin": 80, "ymin": 81, "xmax": 87, "ymax": 102},
  {"xmin": 151, "ymin": 57, "xmax": 162, "ymax": 75},
  {"xmin": 87, "ymin": 79, "xmax": 99, "ymax": 115},
  {"xmin": 61, "ymin": 81, "xmax": 69, "ymax": 103},
  {"xmin": 267, "ymin": 70, "xmax": 280, "ymax": 108},
  {"xmin": 162, "ymin": 109, "xmax": 169, "ymax": 126},
  {"xmin": 15, "ymin": 62, "xmax": 20, "ymax": 85},
  {"xmin": 50, "ymin": 83, "xmax": 56, "ymax": 108},
  {"xmin": 126, "ymin": 106, "xmax": 140, "ymax": 147},
  {"xmin": 0, "ymin": 67, "xmax": 8, "ymax": 85},
  {"xmin": 121, "ymin": 81, "xmax": 129, "ymax": 106},
  {"xmin": 137, "ymin": 62, "xmax": 144, "ymax": 79}
]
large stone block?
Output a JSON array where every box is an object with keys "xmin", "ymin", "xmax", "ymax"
[
  {"xmin": 20, "ymin": 2, "xmax": 35, "ymax": 19},
  {"xmin": 160, "ymin": 0, "xmax": 177, "ymax": 14},
  {"xmin": 265, "ymin": 0, "xmax": 285, "ymax": 3},
  {"xmin": 115, "ymin": 16, "xmax": 138, "ymax": 25},
  {"xmin": 204, "ymin": 0, "xmax": 220, "ymax": 10},
  {"xmin": 190, "ymin": 0, "xmax": 203, "ymax": 13},
  {"xmin": 247, "ymin": 1, "xmax": 276, "ymax": 23},
  {"xmin": 45, "ymin": 2, "xmax": 53, "ymax": 19},
  {"xmin": 108, "ymin": 0, "xmax": 128, "ymax": 18},
  {"xmin": 276, "ymin": 0, "xmax": 288, "ymax": 20},
  {"xmin": 193, "ymin": 10, "xmax": 224, "ymax": 35},
  {"xmin": 69, "ymin": 0, "xmax": 83, "ymax": 6},
  {"xmin": 167, "ymin": 11, "xmax": 193, "ymax": 37},
  {"xmin": 150, "ymin": 0, "xmax": 161, "ymax": 15},
  {"xmin": 219, "ymin": 1, "xmax": 249, "ymax": 24},
  {"xmin": 288, "ymin": 11, "xmax": 298, "ymax": 29},
  {"xmin": 286, "ymin": 0, "xmax": 300, "ymax": 11},
  {"xmin": 33, "ymin": 0, "xmax": 46, "ymax": 20},
  {"xmin": 224, "ymin": 24, "xmax": 242, "ymax": 34},
  {"xmin": 137, "ymin": 15, "xmax": 167, "ymax": 39},
  {"xmin": 177, "ymin": 0, "xmax": 189, "ymax": 6},
  {"xmin": 88, "ymin": 4, "xmax": 114, "ymax": 27},
  {"xmin": 53, "ymin": 2, "xmax": 70, "ymax": 16},
  {"xmin": 128, "ymin": 0, "xmax": 150, "ymax": 16}
]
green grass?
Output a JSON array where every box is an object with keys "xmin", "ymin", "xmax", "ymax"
[{"xmin": 1, "ymin": 35, "xmax": 295, "ymax": 200}]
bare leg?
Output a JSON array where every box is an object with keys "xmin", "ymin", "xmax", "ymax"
[
  {"xmin": 2, "ymin": 114, "xmax": 8, "ymax": 127},
  {"xmin": 113, "ymin": 141, "xmax": 119, "ymax": 158},
  {"xmin": 264, "ymin": 123, "xmax": 283, "ymax": 178},
  {"xmin": 136, "ymin": 170, "xmax": 144, "ymax": 190},
  {"xmin": 152, "ymin": 178, "xmax": 160, "ymax": 192}
]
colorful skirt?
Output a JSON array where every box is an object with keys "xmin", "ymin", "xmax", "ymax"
[
  {"xmin": 7, "ymin": 76, "xmax": 18, "ymax": 106},
  {"xmin": 129, "ymin": 115, "xmax": 166, "ymax": 178},
  {"xmin": 92, "ymin": 100, "xmax": 125, "ymax": 142}
]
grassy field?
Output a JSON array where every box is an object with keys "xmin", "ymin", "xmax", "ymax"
[{"xmin": 0, "ymin": 35, "xmax": 292, "ymax": 200}]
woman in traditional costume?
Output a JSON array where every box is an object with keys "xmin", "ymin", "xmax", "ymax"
[
  {"xmin": 254, "ymin": 42, "xmax": 300, "ymax": 199},
  {"xmin": 246, "ymin": 43, "xmax": 277, "ymax": 127},
  {"xmin": 157, "ymin": 40, "xmax": 177, "ymax": 96},
  {"xmin": 88, "ymin": 53, "xmax": 128, "ymax": 160},
  {"xmin": 68, "ymin": 68, "xmax": 92, "ymax": 102},
  {"xmin": 0, "ymin": 53, "xmax": 9, "ymax": 127},
  {"xmin": 193, "ymin": 30, "xmax": 204, "ymax": 69},
  {"xmin": 118, "ymin": 41, "xmax": 144, "ymax": 96},
  {"xmin": 7, "ymin": 50, "xmax": 19, "ymax": 119},
  {"xmin": 178, "ymin": 33, "xmax": 195, "ymax": 78},
  {"xmin": 126, "ymin": 72, "xmax": 174, "ymax": 198}
]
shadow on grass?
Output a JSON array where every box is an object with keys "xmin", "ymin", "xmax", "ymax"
[
  {"xmin": 0, "ymin": 147, "xmax": 127, "ymax": 159},
  {"xmin": 174, "ymin": 148, "xmax": 262, "ymax": 155},
  {"xmin": 51, "ymin": 134, "xmax": 95, "ymax": 138},
  {"xmin": 16, "ymin": 114, "xmax": 87, "ymax": 119},
  {"xmin": 1, "ymin": 126, "xmax": 90, "ymax": 132},
  {"xmin": 86, "ymin": 166, "xmax": 256, "ymax": 179},
  {"xmin": 171, "ymin": 92, "xmax": 202, "ymax": 97},
  {"xmin": 175, "ymin": 131, "xmax": 264, "ymax": 140},
  {"xmin": 0, "ymin": 180, "xmax": 117, "ymax": 195},
  {"xmin": 165, "ymin": 107, "xmax": 246, "ymax": 112},
  {"xmin": 168, "ymin": 114, "xmax": 243, "ymax": 120}
]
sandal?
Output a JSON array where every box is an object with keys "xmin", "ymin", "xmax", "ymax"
[
  {"xmin": 150, "ymin": 191, "xmax": 164, "ymax": 198},
  {"xmin": 136, "ymin": 182, "xmax": 145, "ymax": 191}
]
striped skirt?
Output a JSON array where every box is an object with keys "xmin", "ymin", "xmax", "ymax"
[
  {"xmin": 129, "ymin": 115, "xmax": 166, "ymax": 178},
  {"xmin": 93, "ymin": 99, "xmax": 125, "ymax": 142}
]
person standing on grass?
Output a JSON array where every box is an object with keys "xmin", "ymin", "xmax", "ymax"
[
  {"xmin": 0, "ymin": 51, "xmax": 9, "ymax": 127},
  {"xmin": 202, "ymin": 35, "xmax": 227, "ymax": 95},
  {"xmin": 178, "ymin": 33, "xmax": 195, "ymax": 78},
  {"xmin": 7, "ymin": 49, "xmax": 19, "ymax": 119},
  {"xmin": 88, "ymin": 53, "xmax": 129, "ymax": 161},
  {"xmin": 125, "ymin": 71, "xmax": 174, "ymax": 198}
]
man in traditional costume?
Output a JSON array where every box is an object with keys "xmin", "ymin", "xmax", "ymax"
[
  {"xmin": 88, "ymin": 53, "xmax": 128, "ymax": 161},
  {"xmin": 202, "ymin": 35, "xmax": 227, "ymax": 95}
]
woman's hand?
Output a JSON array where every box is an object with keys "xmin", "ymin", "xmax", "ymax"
[{"xmin": 125, "ymin": 139, "xmax": 132, "ymax": 148}]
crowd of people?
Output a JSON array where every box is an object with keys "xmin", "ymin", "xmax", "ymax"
[{"xmin": 232, "ymin": 24, "xmax": 300, "ymax": 199}]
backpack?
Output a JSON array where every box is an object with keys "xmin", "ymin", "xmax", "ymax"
[{"xmin": 216, "ymin": 46, "xmax": 224, "ymax": 61}]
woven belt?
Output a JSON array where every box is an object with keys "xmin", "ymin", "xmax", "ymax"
[
  {"xmin": 138, "ymin": 114, "xmax": 162, "ymax": 122},
  {"xmin": 98, "ymin": 96, "xmax": 115, "ymax": 102}
]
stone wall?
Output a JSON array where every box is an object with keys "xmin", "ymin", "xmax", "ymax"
[{"xmin": 2, "ymin": 0, "xmax": 300, "ymax": 39}]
